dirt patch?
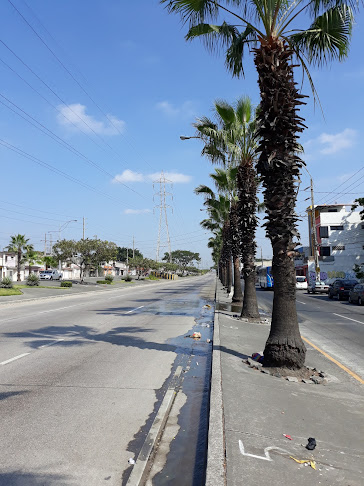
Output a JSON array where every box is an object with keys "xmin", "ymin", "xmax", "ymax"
[{"xmin": 244, "ymin": 358, "xmax": 327, "ymax": 384}]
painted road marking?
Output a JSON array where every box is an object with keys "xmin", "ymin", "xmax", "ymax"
[
  {"xmin": 333, "ymin": 313, "xmax": 364, "ymax": 325},
  {"xmin": 239, "ymin": 439, "xmax": 290, "ymax": 461},
  {"xmin": 297, "ymin": 301, "xmax": 306, "ymax": 305},
  {"xmin": 302, "ymin": 336, "xmax": 364, "ymax": 384},
  {"xmin": 39, "ymin": 339, "xmax": 65, "ymax": 348},
  {"xmin": 0, "ymin": 353, "xmax": 30, "ymax": 366},
  {"xmin": 125, "ymin": 305, "xmax": 144, "ymax": 314}
]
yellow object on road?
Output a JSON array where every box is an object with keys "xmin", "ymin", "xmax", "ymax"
[{"xmin": 290, "ymin": 456, "xmax": 316, "ymax": 470}]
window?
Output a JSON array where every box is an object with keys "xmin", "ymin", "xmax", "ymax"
[
  {"xmin": 333, "ymin": 245, "xmax": 345, "ymax": 251},
  {"xmin": 330, "ymin": 225, "xmax": 344, "ymax": 231},
  {"xmin": 319, "ymin": 226, "xmax": 329, "ymax": 238},
  {"xmin": 320, "ymin": 246, "xmax": 331, "ymax": 256},
  {"xmin": 328, "ymin": 208, "xmax": 338, "ymax": 212},
  {"xmin": 361, "ymin": 224, "xmax": 364, "ymax": 229}
]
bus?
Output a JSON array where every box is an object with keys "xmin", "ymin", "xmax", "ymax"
[{"xmin": 257, "ymin": 266, "xmax": 273, "ymax": 289}]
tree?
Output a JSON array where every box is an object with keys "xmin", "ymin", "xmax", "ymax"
[
  {"xmin": 117, "ymin": 247, "xmax": 143, "ymax": 262},
  {"xmin": 194, "ymin": 97, "xmax": 260, "ymax": 314},
  {"xmin": 351, "ymin": 198, "xmax": 364, "ymax": 220},
  {"xmin": 42, "ymin": 255, "xmax": 59, "ymax": 270},
  {"xmin": 53, "ymin": 239, "xmax": 118, "ymax": 282},
  {"xmin": 162, "ymin": 0, "xmax": 357, "ymax": 369},
  {"xmin": 163, "ymin": 250, "xmax": 201, "ymax": 272},
  {"xmin": 25, "ymin": 249, "xmax": 43, "ymax": 276},
  {"xmin": 7, "ymin": 234, "xmax": 32, "ymax": 281}
]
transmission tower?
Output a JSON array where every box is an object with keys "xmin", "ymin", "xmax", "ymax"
[{"xmin": 154, "ymin": 171, "xmax": 173, "ymax": 263}]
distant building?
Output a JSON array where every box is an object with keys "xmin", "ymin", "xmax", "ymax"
[{"xmin": 295, "ymin": 204, "xmax": 364, "ymax": 282}]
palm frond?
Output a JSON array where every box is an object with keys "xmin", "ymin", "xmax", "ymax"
[
  {"xmin": 214, "ymin": 99, "xmax": 236, "ymax": 125},
  {"xmin": 289, "ymin": 5, "xmax": 353, "ymax": 67},
  {"xmin": 225, "ymin": 26, "xmax": 257, "ymax": 77},
  {"xmin": 161, "ymin": 0, "xmax": 219, "ymax": 23}
]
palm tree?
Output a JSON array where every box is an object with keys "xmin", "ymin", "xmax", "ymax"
[
  {"xmin": 162, "ymin": 0, "xmax": 357, "ymax": 369},
  {"xmin": 25, "ymin": 249, "xmax": 43, "ymax": 276},
  {"xmin": 193, "ymin": 97, "xmax": 260, "ymax": 315},
  {"xmin": 7, "ymin": 234, "xmax": 32, "ymax": 281}
]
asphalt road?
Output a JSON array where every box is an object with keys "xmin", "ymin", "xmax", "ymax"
[
  {"xmin": 0, "ymin": 274, "xmax": 215, "ymax": 486},
  {"xmin": 256, "ymin": 288, "xmax": 364, "ymax": 379}
]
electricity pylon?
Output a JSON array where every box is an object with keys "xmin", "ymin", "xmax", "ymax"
[{"xmin": 154, "ymin": 171, "xmax": 173, "ymax": 263}]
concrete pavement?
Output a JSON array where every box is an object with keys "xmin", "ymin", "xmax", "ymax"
[{"xmin": 207, "ymin": 281, "xmax": 364, "ymax": 486}]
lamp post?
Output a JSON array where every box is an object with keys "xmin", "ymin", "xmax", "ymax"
[{"xmin": 49, "ymin": 220, "xmax": 77, "ymax": 271}]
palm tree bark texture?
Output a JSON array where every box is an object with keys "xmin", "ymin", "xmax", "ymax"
[
  {"xmin": 255, "ymin": 39, "xmax": 307, "ymax": 368},
  {"xmin": 237, "ymin": 161, "xmax": 260, "ymax": 317},
  {"xmin": 229, "ymin": 202, "xmax": 243, "ymax": 302}
]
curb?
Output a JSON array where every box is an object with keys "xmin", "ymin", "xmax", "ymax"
[
  {"xmin": 206, "ymin": 278, "xmax": 226, "ymax": 486},
  {"xmin": 126, "ymin": 366, "xmax": 183, "ymax": 486}
]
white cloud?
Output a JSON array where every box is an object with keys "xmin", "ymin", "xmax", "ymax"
[
  {"xmin": 124, "ymin": 209, "xmax": 151, "ymax": 215},
  {"xmin": 57, "ymin": 103, "xmax": 125, "ymax": 135},
  {"xmin": 112, "ymin": 170, "xmax": 191, "ymax": 184},
  {"xmin": 148, "ymin": 172, "xmax": 192, "ymax": 183},
  {"xmin": 112, "ymin": 170, "xmax": 144, "ymax": 183},
  {"xmin": 156, "ymin": 100, "xmax": 196, "ymax": 118},
  {"xmin": 317, "ymin": 128, "xmax": 357, "ymax": 155}
]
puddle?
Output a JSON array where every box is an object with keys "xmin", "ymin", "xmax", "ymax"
[
  {"xmin": 151, "ymin": 288, "xmax": 215, "ymax": 486},
  {"xmin": 216, "ymin": 302, "xmax": 242, "ymax": 313}
]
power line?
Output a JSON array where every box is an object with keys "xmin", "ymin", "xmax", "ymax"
[
  {"xmin": 0, "ymin": 199, "xmax": 81, "ymax": 219},
  {"xmin": 315, "ymin": 167, "xmax": 364, "ymax": 205},
  {"xmin": 0, "ymin": 92, "xmax": 148, "ymax": 199},
  {"xmin": 0, "ymin": 138, "xmax": 138, "ymax": 208},
  {"xmin": 6, "ymin": 0, "xmax": 157, "ymax": 171}
]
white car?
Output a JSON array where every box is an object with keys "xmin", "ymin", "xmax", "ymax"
[
  {"xmin": 296, "ymin": 276, "xmax": 308, "ymax": 290},
  {"xmin": 307, "ymin": 281, "xmax": 329, "ymax": 294},
  {"xmin": 39, "ymin": 270, "xmax": 62, "ymax": 280}
]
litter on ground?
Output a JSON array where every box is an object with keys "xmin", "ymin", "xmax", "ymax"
[{"xmin": 290, "ymin": 457, "xmax": 316, "ymax": 470}]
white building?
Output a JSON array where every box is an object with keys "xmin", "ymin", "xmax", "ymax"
[
  {"xmin": 0, "ymin": 252, "xmax": 17, "ymax": 280},
  {"xmin": 298, "ymin": 204, "xmax": 364, "ymax": 282}
]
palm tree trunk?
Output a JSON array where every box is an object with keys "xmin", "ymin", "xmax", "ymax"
[
  {"xmin": 232, "ymin": 254, "xmax": 243, "ymax": 302},
  {"xmin": 17, "ymin": 249, "xmax": 21, "ymax": 281},
  {"xmin": 241, "ymin": 261, "xmax": 260, "ymax": 318},
  {"xmin": 255, "ymin": 40, "xmax": 306, "ymax": 368},
  {"xmin": 226, "ymin": 258, "xmax": 232, "ymax": 294}
]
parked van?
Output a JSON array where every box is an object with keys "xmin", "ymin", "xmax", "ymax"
[
  {"xmin": 296, "ymin": 276, "xmax": 308, "ymax": 290},
  {"xmin": 39, "ymin": 270, "xmax": 62, "ymax": 280}
]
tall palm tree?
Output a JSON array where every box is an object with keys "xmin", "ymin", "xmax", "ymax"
[
  {"xmin": 7, "ymin": 234, "xmax": 32, "ymax": 281},
  {"xmin": 162, "ymin": 0, "xmax": 357, "ymax": 369},
  {"xmin": 194, "ymin": 97, "xmax": 260, "ymax": 315}
]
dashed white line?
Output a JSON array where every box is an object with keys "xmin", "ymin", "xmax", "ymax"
[
  {"xmin": 0, "ymin": 353, "xmax": 30, "ymax": 366},
  {"xmin": 297, "ymin": 301, "xmax": 306, "ymax": 305},
  {"xmin": 333, "ymin": 313, "xmax": 364, "ymax": 325},
  {"xmin": 39, "ymin": 339, "xmax": 65, "ymax": 348},
  {"xmin": 125, "ymin": 305, "xmax": 144, "ymax": 314}
]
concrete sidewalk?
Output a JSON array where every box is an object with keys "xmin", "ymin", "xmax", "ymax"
[{"xmin": 207, "ymin": 281, "xmax": 364, "ymax": 486}]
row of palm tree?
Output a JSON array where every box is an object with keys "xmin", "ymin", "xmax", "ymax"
[
  {"xmin": 6, "ymin": 234, "xmax": 57, "ymax": 281},
  {"xmin": 162, "ymin": 0, "xmax": 358, "ymax": 369}
]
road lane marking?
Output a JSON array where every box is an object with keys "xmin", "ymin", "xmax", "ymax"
[
  {"xmin": 125, "ymin": 305, "xmax": 144, "ymax": 314},
  {"xmin": 297, "ymin": 301, "xmax": 306, "ymax": 305},
  {"xmin": 0, "ymin": 353, "xmax": 30, "ymax": 366},
  {"xmin": 302, "ymin": 336, "xmax": 364, "ymax": 384},
  {"xmin": 333, "ymin": 313, "xmax": 364, "ymax": 325},
  {"xmin": 39, "ymin": 339, "xmax": 65, "ymax": 348}
]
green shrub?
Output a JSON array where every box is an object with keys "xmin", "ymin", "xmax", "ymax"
[
  {"xmin": 123, "ymin": 274, "xmax": 132, "ymax": 282},
  {"xmin": 105, "ymin": 274, "xmax": 114, "ymax": 283},
  {"xmin": 0, "ymin": 276, "xmax": 13, "ymax": 288},
  {"xmin": 148, "ymin": 275, "xmax": 159, "ymax": 280},
  {"xmin": 26, "ymin": 274, "xmax": 39, "ymax": 286},
  {"xmin": 61, "ymin": 281, "xmax": 72, "ymax": 288},
  {"xmin": 97, "ymin": 280, "xmax": 112, "ymax": 285}
]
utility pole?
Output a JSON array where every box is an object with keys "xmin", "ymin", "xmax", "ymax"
[
  {"xmin": 154, "ymin": 171, "xmax": 173, "ymax": 263},
  {"xmin": 133, "ymin": 236, "xmax": 135, "ymax": 259},
  {"xmin": 310, "ymin": 177, "xmax": 320, "ymax": 281},
  {"xmin": 44, "ymin": 233, "xmax": 47, "ymax": 256},
  {"xmin": 49, "ymin": 233, "xmax": 53, "ymax": 256}
]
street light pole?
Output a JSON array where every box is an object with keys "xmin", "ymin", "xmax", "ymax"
[{"xmin": 304, "ymin": 168, "xmax": 320, "ymax": 282}]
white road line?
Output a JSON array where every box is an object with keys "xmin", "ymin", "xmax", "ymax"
[
  {"xmin": 333, "ymin": 313, "xmax": 364, "ymax": 325},
  {"xmin": 39, "ymin": 339, "xmax": 65, "ymax": 348},
  {"xmin": 125, "ymin": 305, "xmax": 145, "ymax": 314},
  {"xmin": 0, "ymin": 353, "xmax": 30, "ymax": 366},
  {"xmin": 297, "ymin": 301, "xmax": 306, "ymax": 305}
]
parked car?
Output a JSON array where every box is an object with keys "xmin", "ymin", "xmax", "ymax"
[
  {"xmin": 307, "ymin": 281, "xmax": 329, "ymax": 294},
  {"xmin": 348, "ymin": 284, "xmax": 364, "ymax": 305},
  {"xmin": 328, "ymin": 279, "xmax": 358, "ymax": 300},
  {"xmin": 296, "ymin": 276, "xmax": 308, "ymax": 290},
  {"xmin": 39, "ymin": 270, "xmax": 62, "ymax": 280}
]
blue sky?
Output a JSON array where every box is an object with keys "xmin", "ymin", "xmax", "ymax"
[{"xmin": 0, "ymin": 0, "xmax": 363, "ymax": 267}]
